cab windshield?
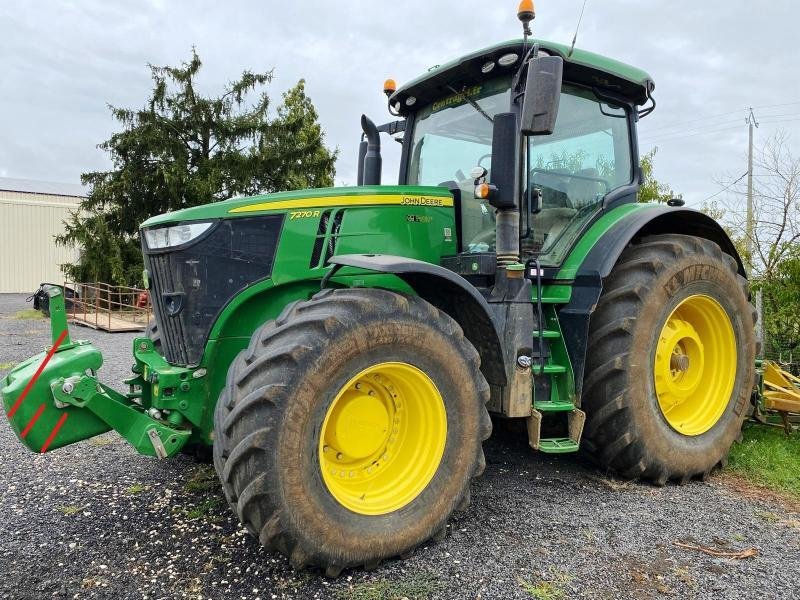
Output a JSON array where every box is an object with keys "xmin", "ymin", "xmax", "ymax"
[
  {"xmin": 407, "ymin": 78, "xmax": 633, "ymax": 264},
  {"xmin": 407, "ymin": 76, "xmax": 511, "ymax": 250}
]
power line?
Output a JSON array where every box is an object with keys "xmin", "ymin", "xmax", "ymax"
[
  {"xmin": 642, "ymin": 115, "xmax": 799, "ymax": 145},
  {"xmin": 700, "ymin": 172, "xmax": 748, "ymax": 204},
  {"xmin": 752, "ymin": 101, "xmax": 800, "ymax": 110},
  {"xmin": 641, "ymin": 110, "xmax": 800, "ymax": 143},
  {"xmin": 759, "ymin": 117, "xmax": 800, "ymax": 125},
  {"xmin": 640, "ymin": 118, "xmax": 745, "ymax": 142},
  {"xmin": 639, "ymin": 104, "xmax": 799, "ymax": 139},
  {"xmin": 754, "ymin": 111, "xmax": 800, "ymax": 119},
  {"xmin": 639, "ymin": 109, "xmax": 747, "ymax": 135},
  {"xmin": 640, "ymin": 124, "xmax": 743, "ymax": 145}
]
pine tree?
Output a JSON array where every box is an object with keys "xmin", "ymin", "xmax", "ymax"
[{"xmin": 58, "ymin": 49, "xmax": 337, "ymax": 285}]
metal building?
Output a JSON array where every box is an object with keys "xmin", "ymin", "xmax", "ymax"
[{"xmin": 0, "ymin": 177, "xmax": 85, "ymax": 293}]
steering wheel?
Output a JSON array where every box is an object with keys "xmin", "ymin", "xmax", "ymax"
[
  {"xmin": 529, "ymin": 169, "xmax": 610, "ymax": 209},
  {"xmin": 531, "ymin": 169, "xmax": 609, "ymax": 190}
]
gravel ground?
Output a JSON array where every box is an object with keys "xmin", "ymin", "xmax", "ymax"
[{"xmin": 1, "ymin": 292, "xmax": 798, "ymax": 600}]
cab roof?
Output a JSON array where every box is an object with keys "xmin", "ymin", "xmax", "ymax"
[{"xmin": 390, "ymin": 39, "xmax": 654, "ymax": 114}]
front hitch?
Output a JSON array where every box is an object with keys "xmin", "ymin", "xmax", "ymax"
[{"xmin": 0, "ymin": 285, "xmax": 191, "ymax": 457}]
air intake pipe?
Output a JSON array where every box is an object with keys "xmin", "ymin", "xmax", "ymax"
[
  {"xmin": 356, "ymin": 139, "xmax": 368, "ymax": 186},
  {"xmin": 360, "ymin": 115, "xmax": 382, "ymax": 186},
  {"xmin": 490, "ymin": 112, "xmax": 520, "ymax": 266}
]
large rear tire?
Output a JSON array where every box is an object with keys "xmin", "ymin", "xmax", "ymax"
[
  {"xmin": 581, "ymin": 235, "xmax": 756, "ymax": 484},
  {"xmin": 213, "ymin": 288, "xmax": 491, "ymax": 573}
]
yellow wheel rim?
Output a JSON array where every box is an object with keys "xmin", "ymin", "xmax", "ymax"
[
  {"xmin": 654, "ymin": 294, "xmax": 737, "ymax": 436},
  {"xmin": 319, "ymin": 362, "xmax": 447, "ymax": 515}
]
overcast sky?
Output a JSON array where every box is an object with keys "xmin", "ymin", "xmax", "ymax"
[{"xmin": 1, "ymin": 1, "xmax": 798, "ymax": 210}]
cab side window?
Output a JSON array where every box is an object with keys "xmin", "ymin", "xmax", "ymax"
[{"xmin": 525, "ymin": 84, "xmax": 632, "ymax": 263}]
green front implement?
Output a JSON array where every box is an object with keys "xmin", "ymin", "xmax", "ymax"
[{"xmin": 1, "ymin": 286, "xmax": 192, "ymax": 456}]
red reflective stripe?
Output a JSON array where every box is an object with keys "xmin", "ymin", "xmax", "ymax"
[
  {"xmin": 40, "ymin": 413, "xmax": 68, "ymax": 453},
  {"xmin": 7, "ymin": 330, "xmax": 68, "ymax": 419},
  {"xmin": 20, "ymin": 404, "xmax": 46, "ymax": 438}
]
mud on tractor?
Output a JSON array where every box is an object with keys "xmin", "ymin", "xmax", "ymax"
[{"xmin": 2, "ymin": 3, "xmax": 759, "ymax": 574}]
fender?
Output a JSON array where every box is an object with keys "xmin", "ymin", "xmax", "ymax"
[
  {"xmin": 328, "ymin": 254, "xmax": 507, "ymax": 386},
  {"xmin": 558, "ymin": 205, "xmax": 746, "ymax": 399}
]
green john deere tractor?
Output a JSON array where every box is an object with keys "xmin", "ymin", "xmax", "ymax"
[{"xmin": 1, "ymin": 6, "xmax": 756, "ymax": 575}]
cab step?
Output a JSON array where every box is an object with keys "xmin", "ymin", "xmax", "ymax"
[
  {"xmin": 534, "ymin": 399, "xmax": 575, "ymax": 412},
  {"xmin": 526, "ymin": 408, "xmax": 586, "ymax": 454},
  {"xmin": 538, "ymin": 438, "xmax": 580, "ymax": 454},
  {"xmin": 536, "ymin": 329, "xmax": 561, "ymax": 339},
  {"xmin": 531, "ymin": 364, "xmax": 567, "ymax": 375}
]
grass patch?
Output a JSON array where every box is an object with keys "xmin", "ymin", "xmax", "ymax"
[
  {"xmin": 726, "ymin": 424, "xmax": 800, "ymax": 499},
  {"xmin": 126, "ymin": 484, "xmax": 147, "ymax": 495},
  {"xmin": 184, "ymin": 498, "xmax": 222, "ymax": 520},
  {"xmin": 519, "ymin": 580, "xmax": 565, "ymax": 600},
  {"xmin": 337, "ymin": 572, "xmax": 441, "ymax": 600},
  {"xmin": 58, "ymin": 505, "xmax": 86, "ymax": 516},
  {"xmin": 184, "ymin": 464, "xmax": 220, "ymax": 493},
  {"xmin": 519, "ymin": 569, "xmax": 573, "ymax": 600},
  {"xmin": 0, "ymin": 361, "xmax": 17, "ymax": 371},
  {"xmin": 12, "ymin": 309, "xmax": 45, "ymax": 320}
]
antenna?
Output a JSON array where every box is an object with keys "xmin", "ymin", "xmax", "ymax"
[{"xmin": 568, "ymin": 0, "xmax": 589, "ymax": 58}]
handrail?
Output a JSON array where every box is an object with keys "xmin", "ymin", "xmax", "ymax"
[{"xmin": 63, "ymin": 281, "xmax": 151, "ymax": 332}]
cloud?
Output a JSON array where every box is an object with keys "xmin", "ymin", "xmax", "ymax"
[{"xmin": 1, "ymin": 0, "xmax": 797, "ymax": 211}]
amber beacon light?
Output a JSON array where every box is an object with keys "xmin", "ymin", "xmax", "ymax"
[{"xmin": 517, "ymin": 0, "xmax": 535, "ymax": 34}]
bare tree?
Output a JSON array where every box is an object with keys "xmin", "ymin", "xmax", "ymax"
[
  {"xmin": 715, "ymin": 131, "xmax": 800, "ymax": 278},
  {"xmin": 708, "ymin": 131, "xmax": 800, "ymax": 363}
]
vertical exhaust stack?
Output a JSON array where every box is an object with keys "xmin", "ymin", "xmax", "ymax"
[{"xmin": 360, "ymin": 115, "xmax": 382, "ymax": 186}]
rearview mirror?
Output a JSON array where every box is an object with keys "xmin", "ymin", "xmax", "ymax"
[{"xmin": 520, "ymin": 55, "xmax": 564, "ymax": 135}]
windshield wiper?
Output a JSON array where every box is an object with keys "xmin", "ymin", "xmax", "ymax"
[{"xmin": 446, "ymin": 84, "xmax": 493, "ymax": 124}]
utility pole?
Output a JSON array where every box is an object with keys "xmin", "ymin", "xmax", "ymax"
[{"xmin": 745, "ymin": 108, "xmax": 759, "ymax": 273}]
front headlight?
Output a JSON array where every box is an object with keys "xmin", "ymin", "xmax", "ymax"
[{"xmin": 143, "ymin": 222, "xmax": 214, "ymax": 250}]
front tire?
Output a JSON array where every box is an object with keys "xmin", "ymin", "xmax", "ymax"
[
  {"xmin": 582, "ymin": 235, "xmax": 756, "ymax": 484},
  {"xmin": 213, "ymin": 288, "xmax": 491, "ymax": 573}
]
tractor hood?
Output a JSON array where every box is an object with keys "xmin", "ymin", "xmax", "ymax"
[{"xmin": 140, "ymin": 185, "xmax": 453, "ymax": 229}]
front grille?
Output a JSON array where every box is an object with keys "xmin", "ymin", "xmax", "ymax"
[
  {"xmin": 147, "ymin": 253, "xmax": 189, "ymax": 364},
  {"xmin": 144, "ymin": 215, "xmax": 284, "ymax": 366}
]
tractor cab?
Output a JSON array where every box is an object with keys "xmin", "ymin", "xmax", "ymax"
[
  {"xmin": 360, "ymin": 37, "xmax": 654, "ymax": 275},
  {"xmin": 406, "ymin": 74, "xmax": 634, "ymax": 264}
]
